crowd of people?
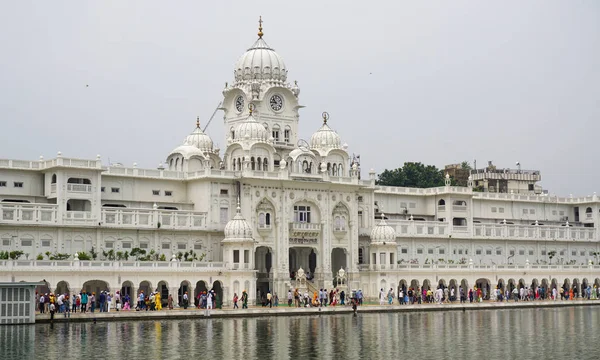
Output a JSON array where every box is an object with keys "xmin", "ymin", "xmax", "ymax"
[{"xmin": 36, "ymin": 290, "xmax": 129, "ymax": 319}]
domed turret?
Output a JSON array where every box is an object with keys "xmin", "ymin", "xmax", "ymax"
[
  {"xmin": 233, "ymin": 107, "xmax": 269, "ymax": 142},
  {"xmin": 185, "ymin": 117, "xmax": 214, "ymax": 152},
  {"xmin": 233, "ymin": 17, "xmax": 287, "ymax": 84},
  {"xmin": 310, "ymin": 112, "xmax": 341, "ymax": 151},
  {"xmin": 370, "ymin": 213, "xmax": 396, "ymax": 243},
  {"xmin": 223, "ymin": 200, "xmax": 253, "ymax": 241}
]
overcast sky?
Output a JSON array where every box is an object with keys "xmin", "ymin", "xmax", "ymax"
[{"xmin": 1, "ymin": 1, "xmax": 598, "ymax": 196}]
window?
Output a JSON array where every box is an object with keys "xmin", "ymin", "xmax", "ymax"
[
  {"xmin": 0, "ymin": 181, "xmax": 6, "ymax": 187},
  {"xmin": 428, "ymin": 248, "xmax": 434, "ymax": 254},
  {"xmin": 409, "ymin": 203, "xmax": 416, "ymax": 209},
  {"xmin": 272, "ymin": 129, "xmax": 280, "ymax": 141},
  {"xmin": 491, "ymin": 207, "xmax": 497, "ymax": 213},
  {"xmin": 284, "ymin": 129, "xmax": 290, "ymax": 142},
  {"xmin": 244, "ymin": 250, "xmax": 250, "ymax": 263},
  {"xmin": 140, "ymin": 243, "xmax": 149, "ymax": 249},
  {"xmin": 486, "ymin": 249, "xmax": 492, "ymax": 255},
  {"xmin": 177, "ymin": 243, "xmax": 186, "ymax": 250},
  {"xmin": 101, "ymin": 187, "xmax": 105, "ymax": 192},
  {"xmin": 499, "ymin": 208, "xmax": 504, "ymax": 213},
  {"xmin": 194, "ymin": 243, "xmax": 202, "ymax": 250},
  {"xmin": 439, "ymin": 248, "xmax": 445, "ymax": 255},
  {"xmin": 401, "ymin": 248, "xmax": 408, "ymax": 254},
  {"xmin": 465, "ymin": 249, "xmax": 468, "ymax": 255},
  {"xmin": 358, "ymin": 248, "xmax": 364, "ymax": 263},
  {"xmin": 559, "ymin": 211, "xmax": 565, "ymax": 216},
  {"xmin": 541, "ymin": 250, "xmax": 547, "ymax": 256},
  {"xmin": 476, "ymin": 249, "xmax": 482, "ymax": 255},
  {"xmin": 529, "ymin": 209, "xmax": 535, "ymax": 214},
  {"xmin": 529, "ymin": 250, "xmax": 534, "ymax": 256},
  {"xmin": 416, "ymin": 248, "xmax": 423, "ymax": 255},
  {"xmin": 589, "ymin": 251, "xmax": 594, "ymax": 256},
  {"xmin": 552, "ymin": 210, "xmax": 557, "ymax": 215},
  {"xmin": 358, "ymin": 196, "xmax": 363, "ymax": 202},
  {"xmin": 105, "ymin": 242, "xmax": 114, "ymax": 249},
  {"xmin": 220, "ymin": 207, "xmax": 228, "ymax": 224},
  {"xmin": 152, "ymin": 190, "xmax": 160, "ymax": 196},
  {"xmin": 14, "ymin": 182, "xmax": 23, "ymax": 188},
  {"xmin": 41, "ymin": 240, "xmax": 51, "ymax": 247},
  {"xmin": 528, "ymin": 184, "xmax": 534, "ymax": 191},
  {"xmin": 523, "ymin": 209, "xmax": 528, "ymax": 215},
  {"xmin": 162, "ymin": 243, "xmax": 170, "ymax": 250},
  {"xmin": 458, "ymin": 249, "xmax": 463, "ymax": 255},
  {"xmin": 111, "ymin": 187, "xmax": 120, "ymax": 193},
  {"xmin": 220, "ymin": 189, "xmax": 228, "ymax": 195},
  {"xmin": 560, "ymin": 250, "xmax": 565, "ymax": 256},
  {"xmin": 334, "ymin": 216, "xmax": 345, "ymax": 231},
  {"xmin": 400, "ymin": 202, "xmax": 407, "ymax": 208},
  {"xmin": 165, "ymin": 191, "xmax": 172, "ymax": 197},
  {"xmin": 293, "ymin": 205, "xmax": 311, "ymax": 223},
  {"xmin": 519, "ymin": 249, "xmax": 525, "ymax": 255},
  {"xmin": 580, "ymin": 251, "xmax": 585, "ymax": 256},
  {"xmin": 496, "ymin": 248, "xmax": 502, "ymax": 255},
  {"xmin": 571, "ymin": 250, "xmax": 576, "ymax": 256},
  {"xmin": 122, "ymin": 242, "xmax": 132, "ymax": 249},
  {"xmin": 509, "ymin": 250, "xmax": 515, "ymax": 256},
  {"xmin": 2, "ymin": 239, "xmax": 11, "ymax": 246},
  {"xmin": 233, "ymin": 250, "xmax": 240, "ymax": 263},
  {"xmin": 21, "ymin": 239, "xmax": 32, "ymax": 247}
]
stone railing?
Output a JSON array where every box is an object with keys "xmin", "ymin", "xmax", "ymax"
[
  {"xmin": 1, "ymin": 260, "xmax": 227, "ymax": 272},
  {"xmin": 364, "ymin": 263, "xmax": 600, "ymax": 272},
  {"xmin": 0, "ymin": 157, "xmax": 102, "ymax": 170},
  {"xmin": 473, "ymin": 223, "xmax": 596, "ymax": 241},
  {"xmin": 0, "ymin": 203, "xmax": 58, "ymax": 224},
  {"xmin": 67, "ymin": 183, "xmax": 92, "ymax": 193},
  {"xmin": 101, "ymin": 208, "xmax": 208, "ymax": 230},
  {"xmin": 389, "ymin": 220, "xmax": 449, "ymax": 237}
]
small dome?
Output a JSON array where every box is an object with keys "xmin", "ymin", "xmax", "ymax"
[
  {"xmin": 234, "ymin": 38, "xmax": 287, "ymax": 83},
  {"xmin": 310, "ymin": 113, "xmax": 341, "ymax": 151},
  {"xmin": 224, "ymin": 202, "xmax": 253, "ymax": 240},
  {"xmin": 168, "ymin": 143, "xmax": 206, "ymax": 160},
  {"xmin": 186, "ymin": 118, "xmax": 214, "ymax": 152},
  {"xmin": 234, "ymin": 112, "xmax": 268, "ymax": 142},
  {"xmin": 370, "ymin": 213, "xmax": 396, "ymax": 242}
]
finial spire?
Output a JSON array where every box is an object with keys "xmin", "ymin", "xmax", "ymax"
[
  {"xmin": 236, "ymin": 195, "xmax": 241, "ymax": 213},
  {"xmin": 258, "ymin": 16, "xmax": 263, "ymax": 38},
  {"xmin": 196, "ymin": 116, "xmax": 200, "ymax": 128},
  {"xmin": 322, "ymin": 111, "xmax": 329, "ymax": 124},
  {"xmin": 248, "ymin": 103, "xmax": 255, "ymax": 115}
]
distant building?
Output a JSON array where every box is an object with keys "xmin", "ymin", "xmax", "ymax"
[
  {"xmin": 444, "ymin": 164, "xmax": 470, "ymax": 187},
  {"xmin": 470, "ymin": 161, "xmax": 543, "ymax": 194}
]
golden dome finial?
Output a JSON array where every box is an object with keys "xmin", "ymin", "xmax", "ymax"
[
  {"xmin": 322, "ymin": 111, "xmax": 329, "ymax": 124},
  {"xmin": 258, "ymin": 16, "xmax": 263, "ymax": 38},
  {"xmin": 248, "ymin": 103, "xmax": 255, "ymax": 115},
  {"xmin": 196, "ymin": 116, "xmax": 200, "ymax": 128}
]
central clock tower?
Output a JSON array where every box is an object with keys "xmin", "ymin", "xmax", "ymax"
[{"xmin": 221, "ymin": 18, "xmax": 302, "ymax": 160}]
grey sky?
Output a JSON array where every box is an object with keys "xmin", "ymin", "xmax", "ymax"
[{"xmin": 1, "ymin": 1, "xmax": 598, "ymax": 196}]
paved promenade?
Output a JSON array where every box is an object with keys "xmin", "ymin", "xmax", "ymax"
[{"xmin": 35, "ymin": 300, "xmax": 600, "ymax": 324}]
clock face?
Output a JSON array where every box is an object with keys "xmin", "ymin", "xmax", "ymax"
[
  {"xmin": 235, "ymin": 96, "xmax": 244, "ymax": 113},
  {"xmin": 269, "ymin": 94, "xmax": 283, "ymax": 111}
]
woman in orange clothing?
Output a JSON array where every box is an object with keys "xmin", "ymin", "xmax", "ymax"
[
  {"xmin": 569, "ymin": 288, "xmax": 574, "ymax": 300},
  {"xmin": 312, "ymin": 291, "xmax": 319, "ymax": 307}
]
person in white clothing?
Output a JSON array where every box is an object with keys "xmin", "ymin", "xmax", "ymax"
[
  {"xmin": 379, "ymin": 288, "xmax": 386, "ymax": 305},
  {"xmin": 205, "ymin": 290, "xmax": 213, "ymax": 316}
]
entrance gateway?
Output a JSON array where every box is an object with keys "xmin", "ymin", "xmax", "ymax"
[{"xmin": 0, "ymin": 282, "xmax": 44, "ymax": 324}]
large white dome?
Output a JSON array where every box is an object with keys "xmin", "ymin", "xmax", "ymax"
[
  {"xmin": 310, "ymin": 115, "xmax": 341, "ymax": 151},
  {"xmin": 234, "ymin": 112, "xmax": 269, "ymax": 142},
  {"xmin": 370, "ymin": 214, "xmax": 397, "ymax": 243},
  {"xmin": 168, "ymin": 142, "xmax": 206, "ymax": 160},
  {"xmin": 233, "ymin": 22, "xmax": 287, "ymax": 83}
]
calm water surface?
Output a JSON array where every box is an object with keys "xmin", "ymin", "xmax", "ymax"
[{"xmin": 2, "ymin": 307, "xmax": 600, "ymax": 360}]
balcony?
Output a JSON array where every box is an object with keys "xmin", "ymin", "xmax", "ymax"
[
  {"xmin": 452, "ymin": 205, "xmax": 467, "ymax": 212},
  {"xmin": 67, "ymin": 183, "xmax": 92, "ymax": 193},
  {"xmin": 101, "ymin": 208, "xmax": 208, "ymax": 230},
  {"xmin": 437, "ymin": 205, "xmax": 446, "ymax": 212},
  {"xmin": 0, "ymin": 203, "xmax": 58, "ymax": 224},
  {"xmin": 64, "ymin": 211, "xmax": 95, "ymax": 225},
  {"xmin": 389, "ymin": 220, "xmax": 449, "ymax": 237},
  {"xmin": 289, "ymin": 222, "xmax": 321, "ymax": 238},
  {"xmin": 1, "ymin": 259, "xmax": 227, "ymax": 272},
  {"xmin": 473, "ymin": 223, "xmax": 597, "ymax": 241}
]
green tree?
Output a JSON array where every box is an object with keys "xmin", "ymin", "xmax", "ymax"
[
  {"xmin": 461, "ymin": 161, "xmax": 472, "ymax": 170},
  {"xmin": 376, "ymin": 162, "xmax": 445, "ymax": 188},
  {"xmin": 548, "ymin": 250, "xmax": 556, "ymax": 265}
]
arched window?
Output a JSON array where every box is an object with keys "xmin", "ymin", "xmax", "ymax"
[
  {"xmin": 230, "ymin": 127, "xmax": 235, "ymax": 140},
  {"xmin": 327, "ymin": 163, "xmax": 332, "ymax": 175},
  {"xmin": 332, "ymin": 164, "xmax": 338, "ymax": 176},
  {"xmin": 303, "ymin": 160, "xmax": 309, "ymax": 173},
  {"xmin": 258, "ymin": 213, "xmax": 266, "ymax": 227},
  {"xmin": 51, "ymin": 174, "xmax": 57, "ymax": 184},
  {"xmin": 237, "ymin": 158, "xmax": 242, "ymax": 170},
  {"xmin": 338, "ymin": 163, "xmax": 343, "ymax": 176},
  {"xmin": 263, "ymin": 158, "xmax": 268, "ymax": 171},
  {"xmin": 284, "ymin": 126, "xmax": 291, "ymax": 143},
  {"xmin": 438, "ymin": 199, "xmax": 445, "ymax": 206},
  {"xmin": 251, "ymin": 157, "xmax": 256, "ymax": 170},
  {"xmin": 265, "ymin": 213, "xmax": 271, "ymax": 225},
  {"xmin": 257, "ymin": 157, "xmax": 262, "ymax": 170},
  {"xmin": 175, "ymin": 158, "xmax": 179, "ymax": 170},
  {"xmin": 586, "ymin": 207, "xmax": 592, "ymax": 213},
  {"xmin": 170, "ymin": 159, "xmax": 174, "ymax": 170}
]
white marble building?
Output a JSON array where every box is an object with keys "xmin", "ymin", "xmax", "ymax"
[{"xmin": 1, "ymin": 20, "xmax": 599, "ymax": 303}]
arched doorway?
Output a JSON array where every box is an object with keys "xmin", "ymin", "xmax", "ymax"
[
  {"xmin": 562, "ymin": 279, "xmax": 571, "ymax": 298},
  {"xmin": 497, "ymin": 279, "xmax": 505, "ymax": 292},
  {"xmin": 449, "ymin": 279, "xmax": 458, "ymax": 302},
  {"xmin": 35, "ymin": 280, "xmax": 50, "ymax": 297},
  {"xmin": 518, "ymin": 279, "xmax": 526, "ymax": 289},
  {"xmin": 398, "ymin": 279, "xmax": 408, "ymax": 295},
  {"xmin": 82, "ymin": 280, "xmax": 109, "ymax": 296},
  {"xmin": 138, "ymin": 280, "xmax": 152, "ymax": 296},
  {"xmin": 157, "ymin": 280, "xmax": 169, "ymax": 306},
  {"xmin": 572, "ymin": 278, "xmax": 580, "ymax": 298},
  {"xmin": 437, "ymin": 279, "xmax": 447, "ymax": 290},
  {"xmin": 212, "ymin": 281, "xmax": 223, "ymax": 308},
  {"xmin": 508, "ymin": 279, "xmax": 516, "ymax": 292},
  {"xmin": 475, "ymin": 278, "xmax": 491, "ymax": 300},
  {"xmin": 255, "ymin": 246, "xmax": 273, "ymax": 299},
  {"xmin": 178, "ymin": 280, "xmax": 191, "ymax": 306},
  {"xmin": 541, "ymin": 279, "xmax": 549, "ymax": 299},
  {"xmin": 194, "ymin": 280, "xmax": 208, "ymax": 306},
  {"xmin": 121, "ymin": 281, "xmax": 134, "ymax": 302},
  {"xmin": 55, "ymin": 281, "xmax": 70, "ymax": 295},
  {"xmin": 309, "ymin": 250, "xmax": 317, "ymax": 274},
  {"xmin": 331, "ymin": 248, "xmax": 347, "ymax": 277}
]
